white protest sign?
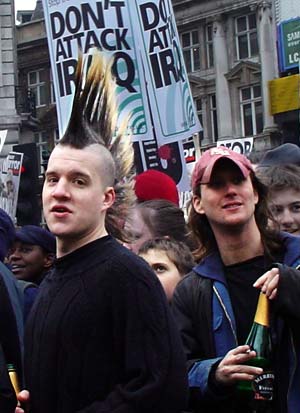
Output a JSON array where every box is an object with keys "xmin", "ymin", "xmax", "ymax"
[
  {"xmin": 132, "ymin": 0, "xmax": 201, "ymax": 144},
  {"xmin": 0, "ymin": 130, "xmax": 8, "ymax": 154},
  {"xmin": 41, "ymin": 0, "xmax": 201, "ymax": 144},
  {"xmin": 0, "ymin": 152, "xmax": 23, "ymax": 222},
  {"xmin": 42, "ymin": 0, "xmax": 152, "ymax": 141},
  {"xmin": 217, "ymin": 137, "xmax": 254, "ymax": 155}
]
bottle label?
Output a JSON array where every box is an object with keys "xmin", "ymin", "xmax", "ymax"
[{"xmin": 252, "ymin": 371, "xmax": 274, "ymax": 401}]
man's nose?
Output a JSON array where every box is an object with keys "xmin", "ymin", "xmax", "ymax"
[{"xmin": 51, "ymin": 179, "xmax": 70, "ymax": 199}]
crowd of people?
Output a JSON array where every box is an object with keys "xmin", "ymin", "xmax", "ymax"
[{"xmin": 0, "ymin": 50, "xmax": 298, "ymax": 413}]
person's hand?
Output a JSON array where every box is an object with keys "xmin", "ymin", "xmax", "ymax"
[
  {"xmin": 215, "ymin": 345, "xmax": 263, "ymax": 385},
  {"xmin": 15, "ymin": 390, "xmax": 30, "ymax": 413},
  {"xmin": 253, "ymin": 267, "xmax": 280, "ymax": 300}
]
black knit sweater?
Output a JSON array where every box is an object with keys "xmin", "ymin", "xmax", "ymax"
[{"xmin": 24, "ymin": 236, "xmax": 188, "ymax": 412}]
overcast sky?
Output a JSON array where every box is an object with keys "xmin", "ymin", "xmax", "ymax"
[{"xmin": 14, "ymin": 0, "xmax": 37, "ymax": 13}]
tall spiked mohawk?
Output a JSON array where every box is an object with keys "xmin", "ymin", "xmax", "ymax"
[{"xmin": 59, "ymin": 50, "xmax": 135, "ymax": 241}]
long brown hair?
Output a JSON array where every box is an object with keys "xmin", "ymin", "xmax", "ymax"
[{"xmin": 189, "ymin": 172, "xmax": 282, "ymax": 262}]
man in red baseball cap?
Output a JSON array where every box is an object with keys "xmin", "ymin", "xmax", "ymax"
[{"xmin": 172, "ymin": 146, "xmax": 300, "ymax": 413}]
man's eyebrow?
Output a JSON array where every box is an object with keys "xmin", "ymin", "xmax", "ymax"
[{"xmin": 45, "ymin": 170, "xmax": 91, "ymax": 179}]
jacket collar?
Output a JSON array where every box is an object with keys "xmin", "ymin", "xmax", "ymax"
[
  {"xmin": 193, "ymin": 252, "xmax": 226, "ymax": 284},
  {"xmin": 193, "ymin": 231, "xmax": 300, "ymax": 283},
  {"xmin": 280, "ymin": 231, "xmax": 300, "ymax": 267}
]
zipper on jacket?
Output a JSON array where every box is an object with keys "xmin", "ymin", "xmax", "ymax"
[{"xmin": 213, "ymin": 285, "xmax": 238, "ymax": 347}]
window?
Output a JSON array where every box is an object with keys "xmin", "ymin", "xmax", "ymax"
[
  {"xmin": 205, "ymin": 24, "xmax": 214, "ymax": 68},
  {"xmin": 235, "ymin": 13, "xmax": 258, "ymax": 60},
  {"xmin": 28, "ymin": 70, "xmax": 47, "ymax": 107},
  {"xmin": 240, "ymin": 85, "xmax": 263, "ymax": 136},
  {"xmin": 181, "ymin": 30, "xmax": 201, "ymax": 72},
  {"xmin": 34, "ymin": 130, "xmax": 58, "ymax": 174},
  {"xmin": 209, "ymin": 94, "xmax": 218, "ymax": 141}
]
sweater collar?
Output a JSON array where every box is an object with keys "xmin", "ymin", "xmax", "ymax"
[{"xmin": 54, "ymin": 235, "xmax": 114, "ymax": 274}]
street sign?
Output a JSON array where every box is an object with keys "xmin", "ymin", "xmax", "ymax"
[{"xmin": 278, "ymin": 17, "xmax": 300, "ymax": 72}]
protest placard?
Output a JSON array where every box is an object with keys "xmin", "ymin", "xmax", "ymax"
[
  {"xmin": 132, "ymin": 0, "xmax": 201, "ymax": 144},
  {"xmin": 0, "ymin": 152, "xmax": 23, "ymax": 222},
  {"xmin": 41, "ymin": 0, "xmax": 201, "ymax": 144}
]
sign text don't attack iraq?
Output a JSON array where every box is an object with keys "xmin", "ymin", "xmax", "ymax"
[{"xmin": 42, "ymin": 0, "xmax": 201, "ymax": 144}]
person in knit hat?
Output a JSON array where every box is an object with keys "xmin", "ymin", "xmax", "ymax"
[
  {"xmin": 8, "ymin": 225, "xmax": 56, "ymax": 285},
  {"xmin": 0, "ymin": 208, "xmax": 24, "ymax": 411},
  {"xmin": 134, "ymin": 169, "xmax": 179, "ymax": 206}
]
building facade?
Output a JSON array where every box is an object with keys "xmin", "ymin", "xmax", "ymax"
[
  {"xmin": 16, "ymin": 0, "xmax": 57, "ymax": 173},
  {"xmin": 15, "ymin": 0, "xmax": 299, "ymax": 160},
  {"xmin": 0, "ymin": 0, "xmax": 20, "ymax": 158},
  {"xmin": 173, "ymin": 0, "xmax": 285, "ymax": 154}
]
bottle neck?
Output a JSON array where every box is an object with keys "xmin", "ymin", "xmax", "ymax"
[{"xmin": 254, "ymin": 292, "xmax": 270, "ymax": 327}]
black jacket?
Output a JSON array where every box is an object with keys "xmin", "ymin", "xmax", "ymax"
[{"xmin": 172, "ymin": 233, "xmax": 300, "ymax": 413}]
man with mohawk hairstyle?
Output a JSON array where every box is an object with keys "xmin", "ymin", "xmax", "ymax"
[{"xmin": 15, "ymin": 51, "xmax": 188, "ymax": 413}]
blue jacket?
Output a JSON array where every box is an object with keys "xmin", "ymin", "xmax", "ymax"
[{"xmin": 173, "ymin": 232, "xmax": 300, "ymax": 413}]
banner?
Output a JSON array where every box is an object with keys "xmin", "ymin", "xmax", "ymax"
[
  {"xmin": 131, "ymin": 0, "xmax": 201, "ymax": 144},
  {"xmin": 217, "ymin": 137, "xmax": 253, "ymax": 156},
  {"xmin": 0, "ymin": 152, "xmax": 23, "ymax": 222},
  {"xmin": 41, "ymin": 0, "xmax": 201, "ymax": 143}
]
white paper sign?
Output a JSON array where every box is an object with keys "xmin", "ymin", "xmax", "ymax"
[
  {"xmin": 0, "ymin": 152, "xmax": 23, "ymax": 222},
  {"xmin": 41, "ymin": 0, "xmax": 201, "ymax": 144},
  {"xmin": 217, "ymin": 137, "xmax": 254, "ymax": 155}
]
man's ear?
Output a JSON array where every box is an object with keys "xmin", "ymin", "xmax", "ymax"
[
  {"xmin": 101, "ymin": 187, "xmax": 115, "ymax": 212},
  {"xmin": 44, "ymin": 253, "xmax": 55, "ymax": 269},
  {"xmin": 192, "ymin": 195, "xmax": 205, "ymax": 215}
]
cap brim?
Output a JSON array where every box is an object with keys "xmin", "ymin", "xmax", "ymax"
[{"xmin": 201, "ymin": 156, "xmax": 251, "ymax": 183}]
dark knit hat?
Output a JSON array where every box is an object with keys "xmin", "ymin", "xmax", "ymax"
[
  {"xmin": 15, "ymin": 225, "xmax": 56, "ymax": 253},
  {"xmin": 135, "ymin": 170, "xmax": 179, "ymax": 206},
  {"xmin": 259, "ymin": 143, "xmax": 300, "ymax": 167},
  {"xmin": 0, "ymin": 208, "xmax": 15, "ymax": 262}
]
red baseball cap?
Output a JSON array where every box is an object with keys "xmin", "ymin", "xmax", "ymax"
[
  {"xmin": 191, "ymin": 146, "xmax": 254, "ymax": 191},
  {"xmin": 135, "ymin": 170, "xmax": 179, "ymax": 206}
]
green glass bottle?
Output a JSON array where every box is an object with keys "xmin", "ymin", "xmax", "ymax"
[{"xmin": 237, "ymin": 292, "xmax": 274, "ymax": 404}]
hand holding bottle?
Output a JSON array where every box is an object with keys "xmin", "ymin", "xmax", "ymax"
[
  {"xmin": 215, "ymin": 345, "xmax": 263, "ymax": 385},
  {"xmin": 15, "ymin": 390, "xmax": 30, "ymax": 413},
  {"xmin": 253, "ymin": 267, "xmax": 280, "ymax": 300}
]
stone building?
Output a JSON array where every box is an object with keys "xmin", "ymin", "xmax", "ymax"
[
  {"xmin": 15, "ymin": 0, "xmax": 296, "ymax": 158},
  {"xmin": 16, "ymin": 0, "xmax": 57, "ymax": 172},
  {"xmin": 173, "ymin": 0, "xmax": 283, "ymax": 153},
  {"xmin": 0, "ymin": 0, "xmax": 20, "ymax": 158}
]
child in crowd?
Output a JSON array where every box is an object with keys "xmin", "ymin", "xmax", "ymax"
[
  {"xmin": 256, "ymin": 164, "xmax": 300, "ymax": 236},
  {"xmin": 138, "ymin": 238, "xmax": 195, "ymax": 302}
]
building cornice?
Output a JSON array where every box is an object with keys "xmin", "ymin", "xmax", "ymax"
[{"xmin": 174, "ymin": 0, "xmax": 259, "ymax": 27}]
